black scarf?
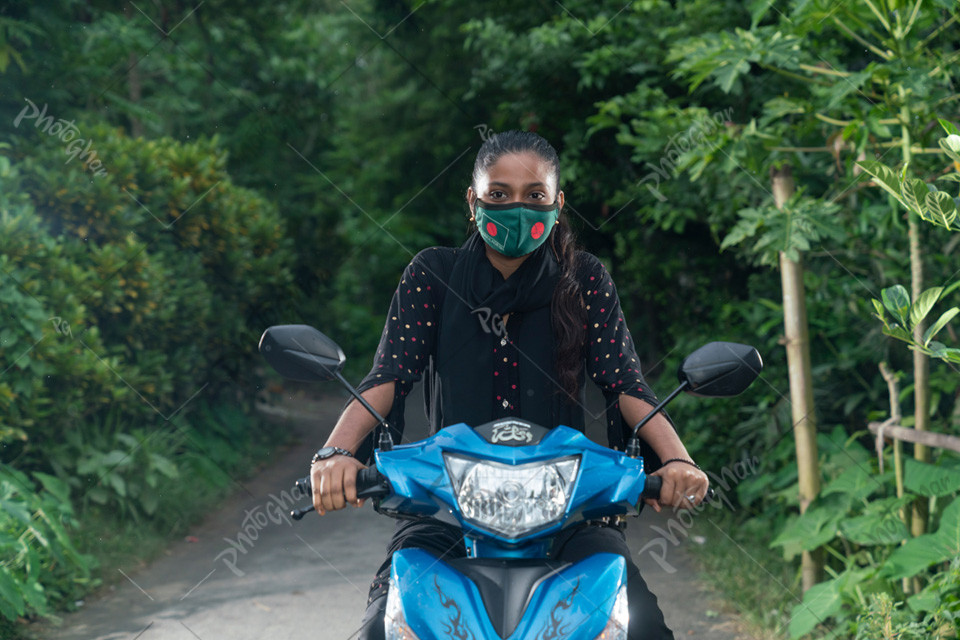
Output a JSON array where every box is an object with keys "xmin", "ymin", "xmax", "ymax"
[{"xmin": 433, "ymin": 232, "xmax": 584, "ymax": 431}]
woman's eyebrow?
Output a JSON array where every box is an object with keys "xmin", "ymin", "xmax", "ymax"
[{"xmin": 488, "ymin": 181, "xmax": 546, "ymax": 188}]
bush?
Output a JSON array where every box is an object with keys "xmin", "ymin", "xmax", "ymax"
[
  {"xmin": 0, "ymin": 464, "xmax": 97, "ymax": 624},
  {"xmin": 1, "ymin": 122, "xmax": 296, "ymax": 461},
  {"xmin": 0, "ymin": 121, "xmax": 297, "ymax": 629}
]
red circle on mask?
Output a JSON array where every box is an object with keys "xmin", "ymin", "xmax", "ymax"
[
  {"xmin": 486, "ymin": 222, "xmax": 498, "ymax": 237},
  {"xmin": 530, "ymin": 222, "xmax": 545, "ymax": 239}
]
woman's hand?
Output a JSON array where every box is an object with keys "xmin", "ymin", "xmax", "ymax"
[
  {"xmin": 311, "ymin": 455, "xmax": 368, "ymax": 515},
  {"xmin": 643, "ymin": 460, "xmax": 709, "ymax": 512}
]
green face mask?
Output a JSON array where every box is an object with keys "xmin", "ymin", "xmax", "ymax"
[{"xmin": 474, "ymin": 200, "xmax": 559, "ymax": 257}]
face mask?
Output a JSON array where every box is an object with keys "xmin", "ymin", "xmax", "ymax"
[{"xmin": 474, "ymin": 200, "xmax": 559, "ymax": 257}]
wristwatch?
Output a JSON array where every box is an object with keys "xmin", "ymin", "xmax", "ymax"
[{"xmin": 311, "ymin": 446, "xmax": 354, "ymax": 464}]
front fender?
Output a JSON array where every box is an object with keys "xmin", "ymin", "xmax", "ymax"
[{"xmin": 390, "ymin": 548, "xmax": 626, "ymax": 639}]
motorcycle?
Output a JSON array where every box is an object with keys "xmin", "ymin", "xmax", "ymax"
[{"xmin": 258, "ymin": 325, "xmax": 761, "ymax": 639}]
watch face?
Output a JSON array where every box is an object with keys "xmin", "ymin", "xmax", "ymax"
[{"xmin": 315, "ymin": 447, "xmax": 338, "ymax": 460}]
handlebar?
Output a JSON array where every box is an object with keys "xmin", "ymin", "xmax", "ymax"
[
  {"xmin": 640, "ymin": 475, "xmax": 662, "ymax": 500},
  {"xmin": 290, "ymin": 467, "xmax": 391, "ymax": 520},
  {"xmin": 289, "ymin": 467, "xmax": 714, "ymax": 521},
  {"xmin": 639, "ymin": 475, "xmax": 716, "ymax": 504}
]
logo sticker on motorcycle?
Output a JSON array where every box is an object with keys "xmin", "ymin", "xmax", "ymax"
[{"xmin": 490, "ymin": 421, "xmax": 533, "ymax": 444}]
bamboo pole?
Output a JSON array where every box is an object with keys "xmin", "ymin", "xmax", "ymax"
[
  {"xmin": 772, "ymin": 164, "xmax": 823, "ymax": 591},
  {"xmin": 900, "ymin": 85, "xmax": 931, "ymax": 538},
  {"xmin": 868, "ymin": 422, "xmax": 960, "ymax": 454}
]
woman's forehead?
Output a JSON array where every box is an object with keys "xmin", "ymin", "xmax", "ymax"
[{"xmin": 478, "ymin": 152, "xmax": 556, "ymax": 191}]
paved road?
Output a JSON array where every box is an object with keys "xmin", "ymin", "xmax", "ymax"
[{"xmin": 37, "ymin": 386, "xmax": 754, "ymax": 639}]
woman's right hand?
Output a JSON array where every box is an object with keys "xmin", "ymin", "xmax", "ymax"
[{"xmin": 311, "ymin": 455, "xmax": 367, "ymax": 515}]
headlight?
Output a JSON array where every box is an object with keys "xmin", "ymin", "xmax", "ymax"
[
  {"xmin": 593, "ymin": 584, "xmax": 628, "ymax": 640},
  {"xmin": 384, "ymin": 582, "xmax": 421, "ymax": 640},
  {"xmin": 444, "ymin": 454, "xmax": 580, "ymax": 538}
]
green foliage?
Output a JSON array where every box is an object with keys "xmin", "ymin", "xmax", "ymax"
[
  {"xmin": 0, "ymin": 123, "xmax": 296, "ymax": 461},
  {"xmin": 49, "ymin": 419, "xmax": 181, "ymax": 523},
  {"xmin": 862, "ymin": 125, "xmax": 960, "ymax": 364},
  {"xmin": 768, "ymin": 432, "xmax": 960, "ymax": 638},
  {"xmin": 0, "ymin": 464, "xmax": 97, "ymax": 623},
  {"xmin": 721, "ymin": 192, "xmax": 845, "ymax": 266}
]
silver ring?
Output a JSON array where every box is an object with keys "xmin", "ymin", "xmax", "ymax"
[{"xmin": 685, "ymin": 494, "xmax": 697, "ymax": 502}]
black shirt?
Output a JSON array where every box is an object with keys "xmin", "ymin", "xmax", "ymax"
[{"xmin": 357, "ymin": 246, "xmax": 659, "ymax": 438}]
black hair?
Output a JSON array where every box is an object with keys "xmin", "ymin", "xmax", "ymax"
[{"xmin": 470, "ymin": 130, "xmax": 585, "ymax": 403}]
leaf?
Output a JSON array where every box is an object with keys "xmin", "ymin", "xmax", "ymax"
[
  {"xmin": 907, "ymin": 588, "xmax": 940, "ymax": 614},
  {"xmin": 32, "ymin": 472, "xmax": 70, "ymax": 505},
  {"xmin": 936, "ymin": 173, "xmax": 960, "ymax": 184},
  {"xmin": 910, "ymin": 286, "xmax": 943, "ymax": 328},
  {"xmin": 871, "ymin": 298, "xmax": 886, "ymax": 322},
  {"xmin": 0, "ymin": 498, "xmax": 32, "ymax": 526},
  {"xmin": 923, "ymin": 307, "xmax": 959, "ymax": 346},
  {"xmin": 840, "ymin": 507, "xmax": 909, "ymax": 545},
  {"xmin": 881, "ymin": 285, "xmax": 911, "ymax": 325},
  {"xmin": 904, "ymin": 458, "xmax": 960, "ymax": 496},
  {"xmin": 857, "ymin": 160, "xmax": 907, "ymax": 207},
  {"xmin": 882, "ymin": 325, "xmax": 912, "ymax": 342},
  {"xmin": 770, "ymin": 497, "xmax": 847, "ymax": 555},
  {"xmin": 883, "ymin": 498, "xmax": 960, "ymax": 580},
  {"xmin": 939, "ymin": 135, "xmax": 960, "ymax": 165},
  {"xmin": 899, "ymin": 178, "xmax": 930, "ymax": 216},
  {"xmin": 149, "ymin": 453, "xmax": 179, "ymax": 479},
  {"xmin": 715, "ymin": 57, "xmax": 751, "ymax": 94},
  {"xmin": 788, "ymin": 576, "xmax": 843, "ymax": 638},
  {"xmin": 821, "ymin": 465, "xmax": 883, "ymax": 502},
  {"xmin": 107, "ymin": 473, "xmax": 126, "ymax": 498},
  {"xmin": 100, "ymin": 449, "xmax": 131, "ymax": 468},
  {"xmin": 923, "ymin": 190, "xmax": 958, "ymax": 229},
  {"xmin": 0, "ymin": 566, "xmax": 25, "ymax": 621},
  {"xmin": 939, "ymin": 118, "xmax": 959, "ymax": 137}
]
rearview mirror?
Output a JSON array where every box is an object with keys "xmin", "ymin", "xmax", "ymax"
[
  {"xmin": 258, "ymin": 325, "xmax": 346, "ymax": 382},
  {"xmin": 678, "ymin": 342, "xmax": 762, "ymax": 397}
]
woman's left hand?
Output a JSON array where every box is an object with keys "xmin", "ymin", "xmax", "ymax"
[{"xmin": 644, "ymin": 461, "xmax": 709, "ymax": 512}]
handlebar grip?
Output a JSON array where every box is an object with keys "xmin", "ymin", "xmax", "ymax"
[
  {"xmin": 356, "ymin": 467, "xmax": 390, "ymax": 499},
  {"xmin": 640, "ymin": 475, "xmax": 662, "ymax": 500},
  {"xmin": 294, "ymin": 469, "xmax": 390, "ymax": 499},
  {"xmin": 295, "ymin": 476, "xmax": 311, "ymax": 497}
]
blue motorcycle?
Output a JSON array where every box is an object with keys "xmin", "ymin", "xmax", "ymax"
[{"xmin": 259, "ymin": 325, "xmax": 761, "ymax": 640}]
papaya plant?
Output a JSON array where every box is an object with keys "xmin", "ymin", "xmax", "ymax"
[{"xmin": 862, "ymin": 121, "xmax": 960, "ymax": 364}]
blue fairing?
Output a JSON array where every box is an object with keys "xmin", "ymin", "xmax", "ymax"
[
  {"xmin": 392, "ymin": 548, "xmax": 627, "ymax": 640},
  {"xmin": 372, "ymin": 423, "xmax": 647, "ymax": 547}
]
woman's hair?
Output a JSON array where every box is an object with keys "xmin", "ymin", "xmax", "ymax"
[{"xmin": 470, "ymin": 130, "xmax": 586, "ymax": 403}]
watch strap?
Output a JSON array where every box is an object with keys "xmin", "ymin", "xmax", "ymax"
[{"xmin": 311, "ymin": 446, "xmax": 354, "ymax": 464}]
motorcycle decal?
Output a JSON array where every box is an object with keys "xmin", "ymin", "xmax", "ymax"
[
  {"xmin": 490, "ymin": 420, "xmax": 534, "ymax": 444},
  {"xmin": 535, "ymin": 578, "xmax": 580, "ymax": 640},
  {"xmin": 434, "ymin": 575, "xmax": 477, "ymax": 640}
]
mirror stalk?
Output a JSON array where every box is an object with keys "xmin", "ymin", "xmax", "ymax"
[
  {"xmin": 625, "ymin": 380, "xmax": 689, "ymax": 458},
  {"xmin": 333, "ymin": 370, "xmax": 394, "ymax": 449}
]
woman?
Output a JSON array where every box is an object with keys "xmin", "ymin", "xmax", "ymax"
[{"xmin": 310, "ymin": 130, "xmax": 708, "ymax": 640}]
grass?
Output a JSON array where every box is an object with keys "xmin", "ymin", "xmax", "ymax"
[{"xmin": 685, "ymin": 511, "xmax": 798, "ymax": 639}]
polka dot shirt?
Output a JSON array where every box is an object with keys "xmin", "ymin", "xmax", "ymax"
[{"xmin": 355, "ymin": 247, "xmax": 659, "ymax": 419}]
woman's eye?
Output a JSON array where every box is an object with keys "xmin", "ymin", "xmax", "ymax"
[
  {"xmin": 490, "ymin": 191, "xmax": 506, "ymax": 199},
  {"xmin": 529, "ymin": 192, "xmax": 545, "ymax": 200}
]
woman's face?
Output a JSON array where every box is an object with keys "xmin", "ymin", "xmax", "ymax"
[{"xmin": 468, "ymin": 151, "xmax": 564, "ymax": 214}]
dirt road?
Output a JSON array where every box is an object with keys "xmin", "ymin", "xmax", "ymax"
[{"xmin": 38, "ymin": 387, "xmax": 753, "ymax": 639}]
